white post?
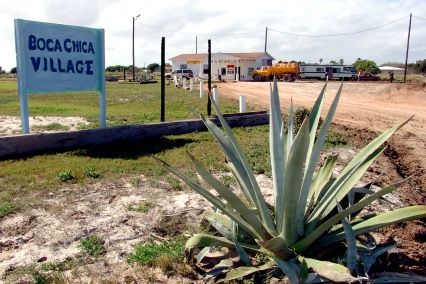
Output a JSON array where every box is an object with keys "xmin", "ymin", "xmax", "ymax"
[
  {"xmin": 239, "ymin": 95, "xmax": 246, "ymax": 113},
  {"xmin": 173, "ymin": 75, "xmax": 178, "ymax": 87},
  {"xmin": 199, "ymin": 80, "xmax": 204, "ymax": 98},
  {"xmin": 212, "ymin": 86, "xmax": 219, "ymax": 106},
  {"xmin": 182, "ymin": 77, "xmax": 188, "ymax": 89},
  {"xmin": 189, "ymin": 78, "xmax": 194, "ymax": 91}
]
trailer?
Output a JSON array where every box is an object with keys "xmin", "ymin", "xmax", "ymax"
[{"xmin": 299, "ymin": 64, "xmax": 356, "ymax": 80}]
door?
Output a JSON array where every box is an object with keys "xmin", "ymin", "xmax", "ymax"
[{"xmin": 235, "ymin": 67, "xmax": 241, "ymax": 80}]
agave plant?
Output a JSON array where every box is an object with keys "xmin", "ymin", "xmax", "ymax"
[{"xmin": 156, "ymin": 80, "xmax": 426, "ymax": 283}]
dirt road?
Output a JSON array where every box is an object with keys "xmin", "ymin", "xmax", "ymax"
[{"xmin": 217, "ymin": 81, "xmax": 426, "ymax": 189}]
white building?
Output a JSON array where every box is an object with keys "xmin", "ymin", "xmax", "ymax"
[{"xmin": 169, "ymin": 52, "xmax": 274, "ymax": 81}]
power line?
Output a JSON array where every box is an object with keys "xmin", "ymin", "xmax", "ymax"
[
  {"xmin": 269, "ymin": 15, "xmax": 409, "ymax": 37},
  {"xmin": 413, "ymin": 15, "xmax": 426, "ymax": 21}
]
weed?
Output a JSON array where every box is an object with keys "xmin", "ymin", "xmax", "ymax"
[
  {"xmin": 0, "ymin": 200, "xmax": 16, "ymax": 218},
  {"xmin": 33, "ymin": 271, "xmax": 49, "ymax": 284},
  {"xmin": 80, "ymin": 235, "xmax": 104, "ymax": 256},
  {"xmin": 128, "ymin": 236, "xmax": 188, "ymax": 273},
  {"xmin": 166, "ymin": 176, "xmax": 182, "ymax": 191},
  {"xmin": 33, "ymin": 123, "xmax": 70, "ymax": 132},
  {"xmin": 128, "ymin": 201, "xmax": 152, "ymax": 213},
  {"xmin": 84, "ymin": 167, "xmax": 100, "ymax": 179},
  {"xmin": 219, "ymin": 174, "xmax": 235, "ymax": 188},
  {"xmin": 130, "ymin": 176, "xmax": 142, "ymax": 187},
  {"xmin": 57, "ymin": 170, "xmax": 74, "ymax": 182},
  {"xmin": 41, "ymin": 259, "xmax": 77, "ymax": 272},
  {"xmin": 324, "ymin": 131, "xmax": 347, "ymax": 149},
  {"xmin": 153, "ymin": 215, "xmax": 189, "ymax": 237}
]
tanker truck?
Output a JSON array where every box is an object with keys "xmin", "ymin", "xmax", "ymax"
[{"xmin": 252, "ymin": 61, "xmax": 300, "ymax": 82}]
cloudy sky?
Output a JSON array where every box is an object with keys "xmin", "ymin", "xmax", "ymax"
[{"xmin": 1, "ymin": 0, "xmax": 425, "ymax": 71}]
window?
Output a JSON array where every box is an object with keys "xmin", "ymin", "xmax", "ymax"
[
  {"xmin": 333, "ymin": 68, "xmax": 340, "ymax": 73},
  {"xmin": 221, "ymin": 68, "xmax": 226, "ymax": 75},
  {"xmin": 203, "ymin": 64, "xmax": 209, "ymax": 74},
  {"xmin": 316, "ymin": 67, "xmax": 325, "ymax": 72},
  {"xmin": 262, "ymin": 59, "xmax": 273, "ymax": 66},
  {"xmin": 180, "ymin": 64, "xmax": 187, "ymax": 69},
  {"xmin": 248, "ymin": 67, "xmax": 254, "ymax": 75}
]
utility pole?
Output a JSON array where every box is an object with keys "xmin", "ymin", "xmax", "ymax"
[
  {"xmin": 264, "ymin": 27, "xmax": 268, "ymax": 53},
  {"xmin": 403, "ymin": 13, "xmax": 412, "ymax": 83},
  {"xmin": 161, "ymin": 37, "xmax": 165, "ymax": 122},
  {"xmin": 196, "ymin": 36, "xmax": 198, "ymax": 54},
  {"xmin": 132, "ymin": 14, "xmax": 140, "ymax": 81},
  {"xmin": 207, "ymin": 39, "xmax": 212, "ymax": 116}
]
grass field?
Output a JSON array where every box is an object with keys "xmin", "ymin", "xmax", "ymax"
[{"xmin": 0, "ymin": 80, "xmax": 269, "ymax": 211}]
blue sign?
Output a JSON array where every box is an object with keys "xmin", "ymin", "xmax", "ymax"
[{"xmin": 14, "ymin": 19, "xmax": 106, "ymax": 133}]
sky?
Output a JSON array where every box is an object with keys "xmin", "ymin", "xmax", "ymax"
[{"xmin": 1, "ymin": 0, "xmax": 425, "ymax": 71}]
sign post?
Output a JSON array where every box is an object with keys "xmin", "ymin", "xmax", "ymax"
[{"xmin": 14, "ymin": 19, "xmax": 106, "ymax": 133}]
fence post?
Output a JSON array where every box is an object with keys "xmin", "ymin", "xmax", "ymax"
[
  {"xmin": 199, "ymin": 80, "xmax": 204, "ymax": 98},
  {"xmin": 212, "ymin": 86, "xmax": 219, "ymax": 106},
  {"xmin": 182, "ymin": 77, "xmax": 187, "ymax": 89},
  {"xmin": 239, "ymin": 95, "xmax": 246, "ymax": 113},
  {"xmin": 189, "ymin": 78, "xmax": 194, "ymax": 91}
]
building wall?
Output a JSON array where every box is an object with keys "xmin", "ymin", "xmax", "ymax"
[{"xmin": 171, "ymin": 53, "xmax": 273, "ymax": 81}]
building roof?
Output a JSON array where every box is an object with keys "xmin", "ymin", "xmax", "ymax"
[
  {"xmin": 169, "ymin": 52, "xmax": 274, "ymax": 61},
  {"xmin": 379, "ymin": 66, "xmax": 405, "ymax": 71}
]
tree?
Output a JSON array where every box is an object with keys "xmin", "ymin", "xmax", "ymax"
[
  {"xmin": 329, "ymin": 60, "xmax": 338, "ymax": 64},
  {"xmin": 10, "ymin": 67, "xmax": 17, "ymax": 74},
  {"xmin": 339, "ymin": 59, "xmax": 344, "ymax": 65},
  {"xmin": 353, "ymin": 59, "xmax": 380, "ymax": 74},
  {"xmin": 319, "ymin": 58, "xmax": 323, "ymax": 64},
  {"xmin": 147, "ymin": 63, "xmax": 160, "ymax": 73},
  {"xmin": 106, "ymin": 65, "xmax": 126, "ymax": 72}
]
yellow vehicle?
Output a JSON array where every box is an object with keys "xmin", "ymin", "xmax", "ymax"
[{"xmin": 252, "ymin": 61, "xmax": 300, "ymax": 82}]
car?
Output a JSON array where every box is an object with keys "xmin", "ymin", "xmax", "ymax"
[
  {"xmin": 105, "ymin": 76, "xmax": 119, "ymax": 82},
  {"xmin": 172, "ymin": 69, "xmax": 193, "ymax": 78},
  {"xmin": 352, "ymin": 72, "xmax": 379, "ymax": 81}
]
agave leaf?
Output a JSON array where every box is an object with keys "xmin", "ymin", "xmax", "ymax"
[
  {"xmin": 310, "ymin": 155, "xmax": 338, "ymax": 205},
  {"xmin": 306, "ymin": 144, "xmax": 386, "ymax": 232},
  {"xmin": 293, "ymin": 184, "xmax": 396, "ymax": 252},
  {"xmin": 256, "ymin": 236, "xmax": 294, "ymax": 260},
  {"xmin": 301, "ymin": 257, "xmax": 358, "ymax": 283},
  {"xmin": 299, "ymin": 258, "xmax": 309, "ymax": 284},
  {"xmin": 190, "ymin": 154, "xmax": 264, "ymax": 236},
  {"xmin": 269, "ymin": 79, "xmax": 285, "ymax": 233},
  {"xmin": 227, "ymin": 163, "xmax": 256, "ymax": 206},
  {"xmin": 200, "ymin": 112, "xmax": 277, "ymax": 237},
  {"xmin": 287, "ymin": 98, "xmax": 294, "ymax": 155},
  {"xmin": 233, "ymin": 238, "xmax": 252, "ymax": 266},
  {"xmin": 197, "ymin": 247, "xmax": 213, "ymax": 264},
  {"xmin": 371, "ymin": 272, "xmax": 426, "ymax": 283},
  {"xmin": 309, "ymin": 116, "xmax": 412, "ymax": 224},
  {"xmin": 217, "ymin": 260, "xmax": 275, "ymax": 283},
  {"xmin": 295, "ymin": 82, "xmax": 329, "ymax": 236},
  {"xmin": 360, "ymin": 243, "xmax": 396, "ymax": 275},
  {"xmin": 205, "ymin": 210, "xmax": 234, "ymax": 239},
  {"xmin": 280, "ymin": 116, "xmax": 310, "ymax": 245},
  {"xmin": 185, "ymin": 233, "xmax": 261, "ymax": 261},
  {"xmin": 154, "ymin": 156, "xmax": 261, "ymax": 239},
  {"xmin": 274, "ymin": 258, "xmax": 300, "ymax": 284},
  {"xmin": 337, "ymin": 202, "xmax": 358, "ymax": 275},
  {"xmin": 315, "ymin": 205, "xmax": 426, "ymax": 249}
]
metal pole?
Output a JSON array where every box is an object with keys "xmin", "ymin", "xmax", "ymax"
[
  {"xmin": 403, "ymin": 13, "xmax": 412, "ymax": 83},
  {"xmin": 208, "ymin": 39, "xmax": 212, "ymax": 116},
  {"xmin": 264, "ymin": 27, "xmax": 268, "ymax": 53},
  {"xmin": 132, "ymin": 17, "xmax": 135, "ymax": 81},
  {"xmin": 161, "ymin": 37, "xmax": 165, "ymax": 122}
]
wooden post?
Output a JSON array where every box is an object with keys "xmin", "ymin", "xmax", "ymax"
[
  {"xmin": 208, "ymin": 39, "xmax": 212, "ymax": 116},
  {"xmin": 161, "ymin": 37, "xmax": 165, "ymax": 122},
  {"xmin": 404, "ymin": 13, "xmax": 412, "ymax": 83}
]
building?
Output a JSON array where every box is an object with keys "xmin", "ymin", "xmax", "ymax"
[{"xmin": 169, "ymin": 52, "xmax": 274, "ymax": 81}]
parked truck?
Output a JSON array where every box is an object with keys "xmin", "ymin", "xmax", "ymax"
[{"xmin": 252, "ymin": 61, "xmax": 300, "ymax": 82}]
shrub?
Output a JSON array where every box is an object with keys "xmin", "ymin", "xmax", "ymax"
[
  {"xmin": 80, "ymin": 235, "xmax": 104, "ymax": 256},
  {"xmin": 157, "ymin": 80, "xmax": 426, "ymax": 283},
  {"xmin": 57, "ymin": 170, "xmax": 74, "ymax": 182}
]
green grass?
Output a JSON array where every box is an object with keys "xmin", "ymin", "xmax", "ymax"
[
  {"xmin": 128, "ymin": 236, "xmax": 187, "ymax": 266},
  {"xmin": 0, "ymin": 80, "xmax": 244, "ymax": 125},
  {"xmin": 32, "ymin": 122, "xmax": 70, "ymax": 132},
  {"xmin": 80, "ymin": 235, "xmax": 105, "ymax": 256},
  {"xmin": 0, "ymin": 200, "xmax": 17, "ymax": 217}
]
